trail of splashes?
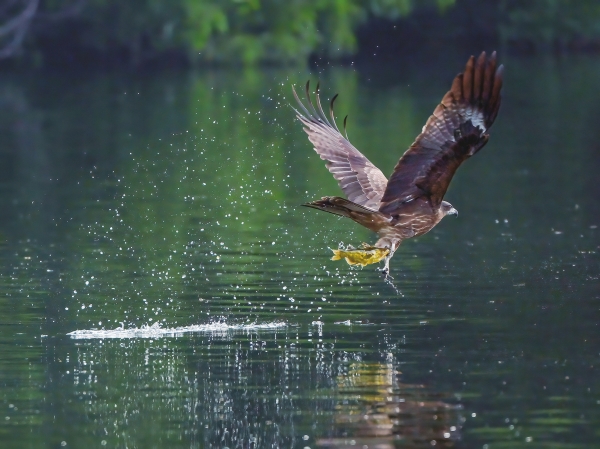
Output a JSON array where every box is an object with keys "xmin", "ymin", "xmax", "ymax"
[{"xmin": 67, "ymin": 320, "xmax": 288, "ymax": 339}]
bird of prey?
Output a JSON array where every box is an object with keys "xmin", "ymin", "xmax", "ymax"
[{"xmin": 293, "ymin": 52, "xmax": 504, "ymax": 274}]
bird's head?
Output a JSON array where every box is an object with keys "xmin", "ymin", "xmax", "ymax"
[{"xmin": 441, "ymin": 201, "xmax": 458, "ymax": 217}]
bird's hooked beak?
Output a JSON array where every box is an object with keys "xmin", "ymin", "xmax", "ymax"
[{"xmin": 448, "ymin": 207, "xmax": 458, "ymax": 217}]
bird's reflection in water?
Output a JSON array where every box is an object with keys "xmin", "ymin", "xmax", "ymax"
[{"xmin": 318, "ymin": 360, "xmax": 462, "ymax": 449}]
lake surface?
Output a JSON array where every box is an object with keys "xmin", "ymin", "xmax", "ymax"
[{"xmin": 0, "ymin": 53, "xmax": 599, "ymax": 448}]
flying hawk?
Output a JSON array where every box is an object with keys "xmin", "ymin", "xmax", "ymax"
[{"xmin": 294, "ymin": 52, "xmax": 504, "ymax": 273}]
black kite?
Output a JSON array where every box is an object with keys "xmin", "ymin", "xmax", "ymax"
[{"xmin": 293, "ymin": 52, "xmax": 504, "ymax": 273}]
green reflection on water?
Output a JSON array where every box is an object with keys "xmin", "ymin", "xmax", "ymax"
[{"xmin": 0, "ymin": 54, "xmax": 599, "ymax": 448}]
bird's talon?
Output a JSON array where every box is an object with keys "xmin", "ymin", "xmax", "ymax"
[
  {"xmin": 381, "ymin": 270, "xmax": 394, "ymax": 280},
  {"xmin": 378, "ymin": 267, "xmax": 392, "ymax": 278}
]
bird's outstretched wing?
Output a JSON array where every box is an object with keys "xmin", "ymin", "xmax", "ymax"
[
  {"xmin": 293, "ymin": 82, "xmax": 388, "ymax": 211},
  {"xmin": 379, "ymin": 51, "xmax": 504, "ymax": 215}
]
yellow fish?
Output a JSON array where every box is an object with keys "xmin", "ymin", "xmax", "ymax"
[{"xmin": 330, "ymin": 243, "xmax": 390, "ymax": 267}]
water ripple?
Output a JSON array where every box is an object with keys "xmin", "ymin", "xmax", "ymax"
[{"xmin": 67, "ymin": 320, "xmax": 288, "ymax": 339}]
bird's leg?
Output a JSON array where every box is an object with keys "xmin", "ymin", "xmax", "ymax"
[{"xmin": 378, "ymin": 247, "xmax": 395, "ymax": 279}]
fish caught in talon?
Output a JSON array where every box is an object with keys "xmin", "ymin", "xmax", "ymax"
[{"xmin": 330, "ymin": 244, "xmax": 390, "ymax": 267}]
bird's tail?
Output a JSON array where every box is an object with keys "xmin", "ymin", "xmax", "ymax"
[{"xmin": 301, "ymin": 196, "xmax": 377, "ymax": 218}]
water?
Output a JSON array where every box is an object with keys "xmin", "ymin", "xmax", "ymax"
[{"xmin": 0, "ymin": 54, "xmax": 599, "ymax": 448}]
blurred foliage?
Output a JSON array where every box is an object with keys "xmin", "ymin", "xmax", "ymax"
[
  {"xmin": 9, "ymin": 0, "xmax": 455, "ymax": 65},
  {"xmin": 4, "ymin": 0, "xmax": 600, "ymax": 66},
  {"xmin": 76, "ymin": 0, "xmax": 457, "ymax": 64},
  {"xmin": 498, "ymin": 0, "xmax": 600, "ymax": 50}
]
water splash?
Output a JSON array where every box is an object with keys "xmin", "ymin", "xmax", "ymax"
[{"xmin": 67, "ymin": 320, "xmax": 288, "ymax": 339}]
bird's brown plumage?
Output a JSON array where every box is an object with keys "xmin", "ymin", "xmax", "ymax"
[
  {"xmin": 379, "ymin": 51, "xmax": 503, "ymax": 215},
  {"xmin": 294, "ymin": 52, "xmax": 504, "ymax": 272}
]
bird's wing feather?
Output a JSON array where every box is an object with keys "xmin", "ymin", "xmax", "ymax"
[
  {"xmin": 293, "ymin": 82, "xmax": 388, "ymax": 211},
  {"xmin": 379, "ymin": 51, "xmax": 504, "ymax": 215}
]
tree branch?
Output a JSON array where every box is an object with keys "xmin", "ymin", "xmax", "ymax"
[
  {"xmin": 0, "ymin": 0, "xmax": 39, "ymax": 58},
  {"xmin": 0, "ymin": 0, "xmax": 87, "ymax": 59},
  {"xmin": 0, "ymin": 0, "xmax": 38, "ymax": 38}
]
